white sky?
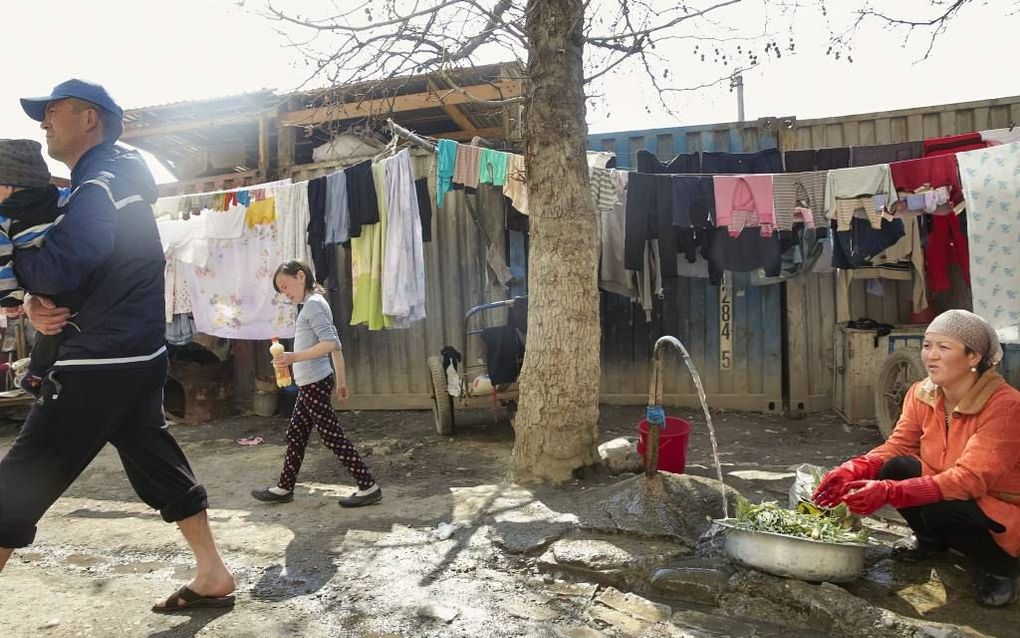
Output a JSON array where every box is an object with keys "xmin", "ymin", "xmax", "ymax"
[{"xmin": 2, "ymin": 1, "xmax": 1018, "ymax": 184}]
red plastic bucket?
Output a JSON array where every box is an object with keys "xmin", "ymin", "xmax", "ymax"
[{"xmin": 636, "ymin": 416, "xmax": 692, "ymax": 474}]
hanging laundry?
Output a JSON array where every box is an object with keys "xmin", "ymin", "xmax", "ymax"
[
  {"xmin": 156, "ymin": 216, "xmax": 206, "ymax": 325},
  {"xmin": 275, "ymin": 181, "xmax": 314, "ymax": 266},
  {"xmin": 156, "ymin": 216, "xmax": 210, "ymax": 268},
  {"xmin": 824, "ymin": 164, "xmax": 898, "ymax": 230},
  {"xmin": 381, "ymin": 149, "xmax": 427, "ymax": 328},
  {"xmin": 834, "ymin": 214, "xmax": 928, "ymax": 322},
  {"xmin": 635, "ymin": 239, "xmax": 663, "ymax": 322},
  {"xmin": 624, "ymin": 173, "xmax": 678, "ymax": 277},
  {"xmin": 587, "ymin": 150, "xmax": 617, "ymax": 170},
  {"xmin": 436, "ymin": 139, "xmax": 458, "ymax": 207},
  {"xmin": 201, "ymin": 203, "xmax": 246, "ymax": 239},
  {"xmin": 981, "ymin": 128, "xmax": 1020, "ymax": 147},
  {"xmin": 850, "ymin": 142, "xmax": 923, "ymax": 167},
  {"xmin": 671, "ymin": 175, "xmax": 715, "ymax": 229},
  {"xmin": 671, "ymin": 175, "xmax": 715, "ymax": 265},
  {"xmin": 350, "ymin": 163, "xmax": 393, "ymax": 330},
  {"xmin": 706, "ymin": 226, "xmax": 782, "ymax": 286},
  {"xmin": 453, "ymin": 144, "xmax": 482, "ymax": 189},
  {"xmin": 600, "ymin": 170, "xmax": 636, "ymax": 299},
  {"xmin": 783, "ymin": 147, "xmax": 850, "ymax": 172},
  {"xmin": 166, "ymin": 313, "xmax": 196, "ymax": 346},
  {"xmin": 325, "ymin": 170, "xmax": 350, "ymax": 245},
  {"xmin": 164, "ymin": 258, "xmax": 193, "ymax": 323},
  {"xmin": 923, "ymin": 132, "xmax": 987, "ymax": 157},
  {"xmin": 748, "ymin": 226, "xmax": 828, "ymax": 285},
  {"xmin": 890, "ymin": 154, "xmax": 964, "ymax": 209},
  {"xmin": 244, "ymin": 197, "xmax": 276, "ymax": 229},
  {"xmin": 345, "ymin": 159, "xmax": 380, "ymax": 238},
  {"xmin": 414, "ymin": 177, "xmax": 433, "ymax": 242},
  {"xmin": 589, "ymin": 167, "xmax": 615, "ymax": 215},
  {"xmin": 636, "ymin": 149, "xmax": 699, "ymax": 173},
  {"xmin": 503, "ymin": 154, "xmax": 529, "ymax": 216},
  {"xmin": 772, "ymin": 171, "xmax": 826, "ymax": 230},
  {"xmin": 830, "ymin": 217, "xmax": 906, "ymax": 269},
  {"xmin": 925, "ymin": 212, "xmax": 970, "ymax": 294},
  {"xmin": 896, "ymin": 188, "xmax": 950, "ymax": 213},
  {"xmin": 830, "ymin": 196, "xmax": 890, "ymax": 231},
  {"xmin": 713, "ymin": 175, "xmax": 776, "ymax": 237},
  {"xmin": 957, "ymin": 142, "xmax": 1020, "ymax": 328},
  {"xmin": 478, "ymin": 148, "xmax": 509, "ymax": 186},
  {"xmin": 187, "ymin": 222, "xmax": 294, "ymax": 340},
  {"xmin": 306, "ymin": 176, "xmax": 332, "ymax": 285},
  {"xmin": 700, "ymin": 148, "xmax": 782, "ymax": 174}
]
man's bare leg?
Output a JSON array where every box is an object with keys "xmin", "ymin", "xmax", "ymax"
[
  {"xmin": 153, "ymin": 511, "xmax": 234, "ymax": 608},
  {"xmin": 0, "ymin": 547, "xmax": 12, "ymax": 571}
]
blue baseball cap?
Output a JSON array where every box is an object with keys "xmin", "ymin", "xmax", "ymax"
[{"xmin": 20, "ymin": 79, "xmax": 124, "ymax": 141}]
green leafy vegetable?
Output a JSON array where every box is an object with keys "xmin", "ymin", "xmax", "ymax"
[{"xmin": 730, "ymin": 497, "xmax": 869, "ymax": 544}]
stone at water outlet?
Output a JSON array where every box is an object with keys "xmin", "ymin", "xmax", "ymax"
[
  {"xmin": 575, "ymin": 473, "xmax": 742, "ymax": 545},
  {"xmin": 597, "ymin": 437, "xmax": 644, "ymax": 476}
]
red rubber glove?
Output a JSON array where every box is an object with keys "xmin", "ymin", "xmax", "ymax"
[
  {"xmin": 842, "ymin": 476, "xmax": 942, "ymax": 516},
  {"xmin": 812, "ymin": 455, "xmax": 886, "ymax": 508}
]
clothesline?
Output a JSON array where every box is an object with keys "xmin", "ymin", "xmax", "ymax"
[
  {"xmin": 152, "ymin": 122, "xmax": 1017, "ymax": 342},
  {"xmin": 583, "ymin": 129, "xmax": 1018, "ymax": 327},
  {"xmin": 156, "ymin": 137, "xmax": 433, "ymax": 342}
]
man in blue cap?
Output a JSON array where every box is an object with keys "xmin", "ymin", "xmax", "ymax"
[{"xmin": 0, "ymin": 79, "xmax": 236, "ymax": 613}]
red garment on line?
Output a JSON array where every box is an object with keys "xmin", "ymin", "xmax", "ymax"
[
  {"xmin": 890, "ymin": 154, "xmax": 964, "ymax": 206},
  {"xmin": 923, "ymin": 133, "xmax": 987, "ymax": 157},
  {"xmin": 925, "ymin": 213, "xmax": 970, "ymax": 293}
]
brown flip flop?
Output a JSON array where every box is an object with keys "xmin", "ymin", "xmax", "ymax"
[{"xmin": 151, "ymin": 586, "xmax": 236, "ymax": 613}]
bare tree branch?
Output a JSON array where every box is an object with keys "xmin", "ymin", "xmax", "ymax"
[{"xmin": 584, "ymin": 0, "xmax": 743, "ymax": 42}]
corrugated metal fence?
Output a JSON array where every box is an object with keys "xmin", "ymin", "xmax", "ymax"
[
  {"xmin": 590, "ymin": 94, "xmax": 1020, "ymax": 415},
  {"xmin": 782, "ymin": 95, "xmax": 1020, "ymax": 412},
  {"xmin": 589, "ymin": 121, "xmax": 785, "ymax": 411}
]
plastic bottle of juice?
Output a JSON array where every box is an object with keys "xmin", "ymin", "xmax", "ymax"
[{"xmin": 270, "ymin": 338, "xmax": 292, "ymax": 388}]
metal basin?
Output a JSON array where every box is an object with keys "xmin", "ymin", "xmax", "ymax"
[{"xmin": 715, "ymin": 519, "xmax": 867, "ymax": 582}]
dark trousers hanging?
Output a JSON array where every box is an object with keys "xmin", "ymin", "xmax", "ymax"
[{"xmin": 624, "ymin": 173, "xmax": 678, "ymax": 277}]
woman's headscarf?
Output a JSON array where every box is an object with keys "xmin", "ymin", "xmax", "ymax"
[{"xmin": 926, "ymin": 309, "xmax": 1003, "ymax": 366}]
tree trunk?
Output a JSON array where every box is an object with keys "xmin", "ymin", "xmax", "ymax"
[{"xmin": 510, "ymin": 0, "xmax": 601, "ymax": 482}]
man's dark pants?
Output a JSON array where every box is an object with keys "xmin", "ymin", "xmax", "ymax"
[{"xmin": 0, "ymin": 358, "xmax": 207, "ymax": 548}]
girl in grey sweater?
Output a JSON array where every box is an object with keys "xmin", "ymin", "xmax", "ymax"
[{"xmin": 252, "ymin": 261, "xmax": 381, "ymax": 507}]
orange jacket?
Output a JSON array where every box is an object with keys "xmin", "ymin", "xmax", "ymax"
[{"xmin": 870, "ymin": 372, "xmax": 1020, "ymax": 556}]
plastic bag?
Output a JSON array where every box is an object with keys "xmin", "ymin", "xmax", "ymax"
[
  {"xmin": 445, "ymin": 362, "xmax": 461, "ymax": 397},
  {"xmin": 788, "ymin": 463, "xmax": 826, "ymax": 509}
]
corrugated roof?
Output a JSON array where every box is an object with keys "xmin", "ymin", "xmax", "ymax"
[{"xmin": 124, "ymin": 63, "xmax": 524, "ymax": 180}]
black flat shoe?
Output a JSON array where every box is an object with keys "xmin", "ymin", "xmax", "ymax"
[
  {"xmin": 251, "ymin": 487, "xmax": 294, "ymax": 503},
  {"xmin": 339, "ymin": 486, "xmax": 382, "ymax": 508},
  {"xmin": 975, "ymin": 570, "xmax": 1018, "ymax": 608}
]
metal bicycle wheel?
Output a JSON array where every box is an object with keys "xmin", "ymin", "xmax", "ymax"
[
  {"xmin": 427, "ymin": 355, "xmax": 455, "ymax": 435},
  {"xmin": 874, "ymin": 350, "xmax": 926, "ymax": 439}
]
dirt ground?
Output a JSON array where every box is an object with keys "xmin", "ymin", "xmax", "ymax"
[{"xmin": 0, "ymin": 404, "xmax": 1017, "ymax": 637}]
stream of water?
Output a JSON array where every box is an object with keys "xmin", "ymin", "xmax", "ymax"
[{"xmin": 654, "ymin": 336, "xmax": 728, "ymax": 518}]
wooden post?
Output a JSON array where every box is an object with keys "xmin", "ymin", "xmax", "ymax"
[{"xmin": 645, "ymin": 350, "xmax": 665, "ymax": 478}]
